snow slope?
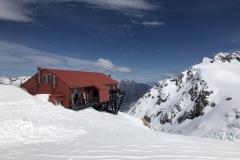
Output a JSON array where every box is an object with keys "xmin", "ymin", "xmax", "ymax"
[
  {"xmin": 1, "ymin": 85, "xmax": 240, "ymax": 159},
  {"xmin": 129, "ymin": 51, "xmax": 240, "ymax": 142}
]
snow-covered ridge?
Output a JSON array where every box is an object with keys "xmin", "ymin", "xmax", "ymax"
[
  {"xmin": 121, "ymin": 79, "xmax": 134, "ymax": 84},
  {"xmin": 0, "ymin": 76, "xmax": 29, "ymax": 86},
  {"xmin": 202, "ymin": 51, "xmax": 240, "ymax": 63},
  {"xmin": 129, "ymin": 51, "xmax": 240, "ymax": 142}
]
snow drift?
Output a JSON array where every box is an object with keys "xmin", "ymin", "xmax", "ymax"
[
  {"xmin": 129, "ymin": 51, "xmax": 240, "ymax": 142},
  {"xmin": 1, "ymin": 84, "xmax": 240, "ymax": 159}
]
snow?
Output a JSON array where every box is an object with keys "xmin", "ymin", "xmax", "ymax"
[
  {"xmin": 35, "ymin": 94, "xmax": 51, "ymax": 103},
  {"xmin": 1, "ymin": 84, "xmax": 240, "ymax": 159}
]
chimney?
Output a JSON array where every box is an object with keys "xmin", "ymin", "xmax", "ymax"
[{"xmin": 37, "ymin": 67, "xmax": 42, "ymax": 71}]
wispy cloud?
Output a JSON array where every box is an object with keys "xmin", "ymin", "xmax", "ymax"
[
  {"xmin": 124, "ymin": 51, "xmax": 139, "ymax": 57},
  {"xmin": 141, "ymin": 21, "xmax": 165, "ymax": 27},
  {"xmin": 130, "ymin": 19, "xmax": 166, "ymax": 28},
  {"xmin": 0, "ymin": 0, "xmax": 35, "ymax": 22},
  {"xmin": 75, "ymin": 0, "xmax": 158, "ymax": 11},
  {"xmin": 0, "ymin": 40, "xmax": 92, "ymax": 71},
  {"xmin": 0, "ymin": 40, "xmax": 131, "ymax": 74},
  {"xmin": 0, "ymin": 0, "xmax": 159, "ymax": 22},
  {"xmin": 159, "ymin": 72, "xmax": 178, "ymax": 79},
  {"xmin": 94, "ymin": 58, "xmax": 131, "ymax": 73}
]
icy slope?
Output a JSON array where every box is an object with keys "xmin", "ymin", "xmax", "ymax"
[
  {"xmin": 129, "ymin": 52, "xmax": 240, "ymax": 141},
  {"xmin": 1, "ymin": 85, "xmax": 240, "ymax": 160}
]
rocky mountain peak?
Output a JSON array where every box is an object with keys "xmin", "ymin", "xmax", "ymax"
[
  {"xmin": 121, "ymin": 79, "xmax": 135, "ymax": 85},
  {"xmin": 202, "ymin": 51, "xmax": 240, "ymax": 63},
  {"xmin": 129, "ymin": 52, "xmax": 240, "ymax": 141}
]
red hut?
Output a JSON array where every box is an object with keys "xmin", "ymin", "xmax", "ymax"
[{"xmin": 21, "ymin": 67, "xmax": 120, "ymax": 110}]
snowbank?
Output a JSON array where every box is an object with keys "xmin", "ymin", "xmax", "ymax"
[
  {"xmin": 1, "ymin": 84, "xmax": 240, "ymax": 160},
  {"xmin": 0, "ymin": 85, "xmax": 85, "ymax": 144}
]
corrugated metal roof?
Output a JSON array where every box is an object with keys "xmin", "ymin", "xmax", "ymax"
[{"xmin": 44, "ymin": 68, "xmax": 118, "ymax": 89}]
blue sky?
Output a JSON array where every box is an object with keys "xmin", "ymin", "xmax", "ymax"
[{"xmin": 0, "ymin": 0, "xmax": 239, "ymax": 84}]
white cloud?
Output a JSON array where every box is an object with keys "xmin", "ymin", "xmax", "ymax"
[
  {"xmin": 124, "ymin": 51, "xmax": 139, "ymax": 57},
  {"xmin": 0, "ymin": 0, "xmax": 159, "ymax": 22},
  {"xmin": 160, "ymin": 72, "xmax": 177, "ymax": 79},
  {"xmin": 66, "ymin": 0, "xmax": 158, "ymax": 18},
  {"xmin": 0, "ymin": 40, "xmax": 93, "ymax": 72},
  {"xmin": 94, "ymin": 58, "xmax": 131, "ymax": 73},
  {"xmin": 142, "ymin": 21, "xmax": 165, "ymax": 27},
  {"xmin": 0, "ymin": 0, "xmax": 35, "ymax": 22},
  {"xmin": 0, "ymin": 40, "xmax": 131, "ymax": 74},
  {"xmin": 130, "ymin": 19, "xmax": 166, "ymax": 28},
  {"xmin": 116, "ymin": 67, "xmax": 132, "ymax": 73},
  {"xmin": 72, "ymin": 0, "xmax": 157, "ymax": 11},
  {"xmin": 94, "ymin": 58, "xmax": 114, "ymax": 70}
]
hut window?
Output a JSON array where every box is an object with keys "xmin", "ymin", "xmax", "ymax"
[
  {"xmin": 42, "ymin": 75, "xmax": 47, "ymax": 84},
  {"xmin": 47, "ymin": 74, "xmax": 52, "ymax": 83},
  {"xmin": 109, "ymin": 85, "xmax": 116, "ymax": 90},
  {"xmin": 42, "ymin": 74, "xmax": 52, "ymax": 84}
]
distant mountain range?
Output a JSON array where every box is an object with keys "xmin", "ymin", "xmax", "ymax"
[
  {"xmin": 119, "ymin": 79, "xmax": 151, "ymax": 112},
  {"xmin": 0, "ymin": 76, "xmax": 29, "ymax": 87},
  {"xmin": 129, "ymin": 51, "xmax": 240, "ymax": 142}
]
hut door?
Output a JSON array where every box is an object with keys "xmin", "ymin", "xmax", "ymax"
[{"xmin": 93, "ymin": 88, "xmax": 99, "ymax": 98}]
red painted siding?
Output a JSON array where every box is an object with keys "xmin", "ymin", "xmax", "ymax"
[
  {"xmin": 21, "ymin": 74, "xmax": 38, "ymax": 95},
  {"xmin": 99, "ymin": 89, "xmax": 109, "ymax": 103}
]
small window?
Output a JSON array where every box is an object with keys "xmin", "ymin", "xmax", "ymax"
[
  {"xmin": 47, "ymin": 74, "xmax": 52, "ymax": 83},
  {"xmin": 42, "ymin": 75, "xmax": 47, "ymax": 84},
  {"xmin": 42, "ymin": 74, "xmax": 52, "ymax": 84}
]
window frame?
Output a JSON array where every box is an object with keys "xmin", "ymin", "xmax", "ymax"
[
  {"xmin": 42, "ymin": 75, "xmax": 47, "ymax": 84},
  {"xmin": 47, "ymin": 74, "xmax": 52, "ymax": 84}
]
